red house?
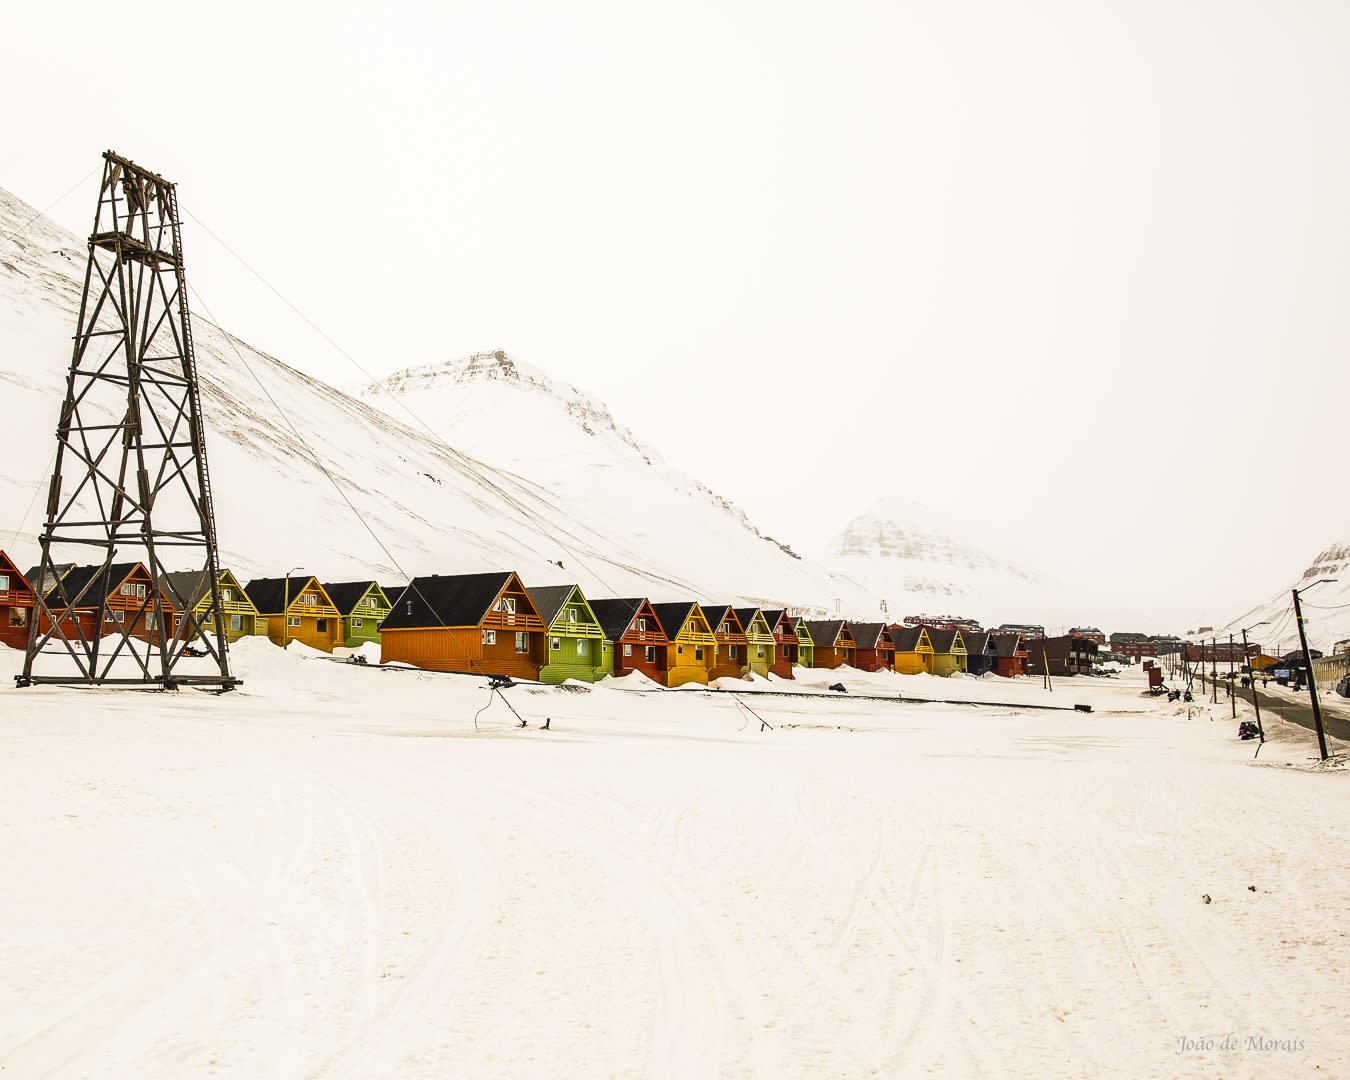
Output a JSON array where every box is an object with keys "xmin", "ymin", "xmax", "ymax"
[
  {"xmin": 0, "ymin": 552, "xmax": 36, "ymax": 650},
  {"xmin": 992, "ymin": 631, "xmax": 1028, "ymax": 677},
  {"xmin": 850, "ymin": 622, "xmax": 895, "ymax": 672},
  {"xmin": 762, "ymin": 609, "xmax": 799, "ymax": 679},
  {"xmin": 34, "ymin": 562, "xmax": 176, "ymax": 646},
  {"xmin": 590, "ymin": 598, "xmax": 669, "ymax": 683}
]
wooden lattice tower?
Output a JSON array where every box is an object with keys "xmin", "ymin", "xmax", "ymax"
[{"xmin": 18, "ymin": 151, "xmax": 237, "ymax": 689}]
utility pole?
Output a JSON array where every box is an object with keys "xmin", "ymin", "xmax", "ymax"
[
  {"xmin": 1210, "ymin": 639, "xmax": 1219, "ymax": 703},
  {"xmin": 1242, "ymin": 621, "xmax": 1269, "ymax": 746},
  {"xmin": 1229, "ymin": 633, "xmax": 1237, "ymax": 718},
  {"xmin": 1293, "ymin": 583, "xmax": 1335, "ymax": 761}
]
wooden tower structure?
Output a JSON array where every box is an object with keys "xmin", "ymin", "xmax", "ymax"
[{"xmin": 17, "ymin": 151, "xmax": 237, "ymax": 689}]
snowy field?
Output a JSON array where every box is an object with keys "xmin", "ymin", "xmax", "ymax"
[{"xmin": 2, "ymin": 645, "xmax": 1347, "ymax": 1079}]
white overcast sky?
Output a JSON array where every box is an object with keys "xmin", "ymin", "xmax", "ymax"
[{"xmin": 5, "ymin": 0, "xmax": 1349, "ymax": 631}]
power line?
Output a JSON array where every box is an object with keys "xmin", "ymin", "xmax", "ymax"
[{"xmin": 0, "ymin": 166, "xmax": 100, "ymax": 251}]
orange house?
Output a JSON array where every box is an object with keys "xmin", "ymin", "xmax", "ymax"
[
  {"xmin": 704, "ymin": 604, "xmax": 749, "ymax": 680},
  {"xmin": 246, "ymin": 575, "xmax": 343, "ymax": 653},
  {"xmin": 803, "ymin": 620, "xmax": 856, "ymax": 669},
  {"xmin": 380, "ymin": 571, "xmax": 546, "ymax": 678},
  {"xmin": 0, "ymin": 552, "xmax": 36, "ymax": 650}
]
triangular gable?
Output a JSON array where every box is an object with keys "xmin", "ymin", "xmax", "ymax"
[
  {"xmin": 529, "ymin": 584, "xmax": 604, "ymax": 638},
  {"xmin": 735, "ymin": 608, "xmax": 774, "ymax": 641},
  {"xmin": 709, "ymin": 606, "xmax": 746, "ymax": 638},
  {"xmin": 793, "ymin": 616, "xmax": 815, "ymax": 645},
  {"xmin": 482, "ymin": 572, "xmax": 545, "ymax": 630},
  {"xmin": 286, "ymin": 577, "xmax": 338, "ymax": 618},
  {"xmin": 322, "ymin": 580, "xmax": 389, "ymax": 617},
  {"xmin": 0, "ymin": 551, "xmax": 35, "ymax": 599}
]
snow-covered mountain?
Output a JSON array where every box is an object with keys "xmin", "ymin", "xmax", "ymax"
[
  {"xmin": 0, "ymin": 184, "xmax": 867, "ymax": 611},
  {"xmin": 823, "ymin": 498, "xmax": 1049, "ymax": 626},
  {"xmin": 1217, "ymin": 541, "xmax": 1350, "ymax": 654}
]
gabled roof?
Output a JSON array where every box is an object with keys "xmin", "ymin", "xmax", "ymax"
[
  {"xmin": 850, "ymin": 622, "xmax": 892, "ymax": 650},
  {"xmin": 380, "ymin": 572, "xmax": 526, "ymax": 631},
  {"xmin": 323, "ymin": 581, "xmax": 388, "ymax": 616},
  {"xmin": 803, "ymin": 620, "xmax": 853, "ymax": 648},
  {"xmin": 526, "ymin": 584, "xmax": 584, "ymax": 629},
  {"xmin": 162, "ymin": 569, "xmax": 252, "ymax": 611},
  {"xmin": 793, "ymin": 616, "xmax": 815, "ymax": 644},
  {"xmin": 0, "ymin": 552, "xmax": 34, "ymax": 594},
  {"xmin": 704, "ymin": 605, "xmax": 744, "ymax": 636},
  {"xmin": 760, "ymin": 608, "xmax": 789, "ymax": 632},
  {"xmin": 589, "ymin": 598, "xmax": 666, "ymax": 642},
  {"xmin": 961, "ymin": 630, "xmax": 992, "ymax": 655},
  {"xmin": 25, "ymin": 562, "xmax": 77, "ymax": 597},
  {"xmin": 890, "ymin": 625, "xmax": 928, "ymax": 652},
  {"xmin": 992, "ymin": 632, "xmax": 1025, "ymax": 657},
  {"xmin": 651, "ymin": 603, "xmax": 704, "ymax": 640},
  {"xmin": 246, "ymin": 576, "xmax": 324, "ymax": 616},
  {"xmin": 41, "ymin": 562, "xmax": 145, "ymax": 608},
  {"xmin": 733, "ymin": 607, "xmax": 772, "ymax": 637},
  {"xmin": 927, "ymin": 628, "xmax": 962, "ymax": 653},
  {"xmin": 701, "ymin": 603, "xmax": 732, "ymax": 628}
]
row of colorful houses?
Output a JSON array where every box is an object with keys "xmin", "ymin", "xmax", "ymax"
[{"xmin": 1, "ymin": 553, "xmax": 1072, "ymax": 685}]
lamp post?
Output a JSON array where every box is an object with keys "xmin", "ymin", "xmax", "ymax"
[
  {"xmin": 1241, "ymin": 620, "xmax": 1269, "ymax": 747},
  {"xmin": 283, "ymin": 566, "xmax": 304, "ymax": 650},
  {"xmin": 1293, "ymin": 579, "xmax": 1336, "ymax": 761}
]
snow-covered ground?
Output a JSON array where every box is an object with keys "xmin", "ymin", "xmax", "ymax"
[{"xmin": 2, "ymin": 646, "xmax": 1346, "ymax": 1078}]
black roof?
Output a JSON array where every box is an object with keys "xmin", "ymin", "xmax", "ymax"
[
  {"xmin": 525, "ymin": 584, "xmax": 580, "ymax": 628},
  {"xmin": 962, "ymin": 630, "xmax": 993, "ymax": 655},
  {"xmin": 25, "ymin": 562, "xmax": 76, "ymax": 597},
  {"xmin": 246, "ymin": 576, "xmax": 318, "ymax": 615},
  {"xmin": 927, "ymin": 628, "xmax": 961, "ymax": 652},
  {"xmin": 162, "ymin": 570, "xmax": 215, "ymax": 610},
  {"xmin": 41, "ymin": 562, "xmax": 144, "ymax": 607},
  {"xmin": 733, "ymin": 607, "xmax": 766, "ymax": 633},
  {"xmin": 380, "ymin": 572, "xmax": 517, "ymax": 631},
  {"xmin": 702, "ymin": 603, "xmax": 732, "ymax": 628},
  {"xmin": 651, "ymin": 603, "xmax": 699, "ymax": 639},
  {"xmin": 803, "ymin": 620, "xmax": 846, "ymax": 647},
  {"xmin": 890, "ymin": 625, "xmax": 925, "ymax": 651},
  {"xmin": 992, "ymin": 632, "xmax": 1025, "ymax": 657},
  {"xmin": 589, "ymin": 598, "xmax": 660, "ymax": 642},
  {"xmin": 850, "ymin": 622, "xmax": 891, "ymax": 649},
  {"xmin": 322, "ymin": 581, "xmax": 387, "ymax": 615}
]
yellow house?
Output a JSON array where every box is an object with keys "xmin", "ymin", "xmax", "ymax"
[
  {"xmin": 650, "ymin": 602, "xmax": 716, "ymax": 687},
  {"xmin": 245, "ymin": 575, "xmax": 342, "ymax": 653},
  {"xmin": 890, "ymin": 625, "xmax": 934, "ymax": 674},
  {"xmin": 926, "ymin": 628, "xmax": 968, "ymax": 677}
]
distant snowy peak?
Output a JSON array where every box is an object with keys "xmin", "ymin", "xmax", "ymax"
[
  {"xmin": 1300, "ymin": 541, "xmax": 1350, "ymax": 582},
  {"xmin": 831, "ymin": 509, "xmax": 1035, "ymax": 581},
  {"xmin": 369, "ymin": 349, "xmax": 656, "ymax": 465}
]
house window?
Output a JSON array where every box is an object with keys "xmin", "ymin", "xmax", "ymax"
[
  {"xmin": 10, "ymin": 607, "xmax": 27, "ymax": 627},
  {"xmin": 146, "ymin": 611, "xmax": 156, "ymax": 631},
  {"xmin": 288, "ymin": 616, "xmax": 301, "ymax": 627},
  {"xmin": 721, "ymin": 622, "xmax": 729, "ymax": 634},
  {"xmin": 645, "ymin": 645, "xmax": 655, "ymax": 663},
  {"xmin": 568, "ymin": 608, "xmax": 577, "ymax": 622},
  {"xmin": 757, "ymin": 646, "xmax": 765, "ymax": 658},
  {"xmin": 483, "ymin": 629, "xmax": 496, "ymax": 646},
  {"xmin": 551, "ymin": 637, "xmax": 561, "ymax": 651},
  {"xmin": 0, "ymin": 574, "xmax": 9, "ymax": 591},
  {"xmin": 695, "ymin": 646, "xmax": 704, "ymax": 661},
  {"xmin": 624, "ymin": 643, "xmax": 632, "ymax": 657},
  {"xmin": 677, "ymin": 644, "xmax": 683, "ymax": 655},
  {"xmin": 120, "ymin": 583, "xmax": 133, "ymax": 596},
  {"xmin": 516, "ymin": 632, "xmax": 528, "ymax": 654},
  {"xmin": 497, "ymin": 597, "xmax": 516, "ymax": 614},
  {"xmin": 353, "ymin": 618, "xmax": 363, "ymax": 628},
  {"xmin": 729, "ymin": 644, "xmax": 737, "ymax": 660},
  {"xmin": 637, "ymin": 617, "xmax": 646, "ymax": 631},
  {"xmin": 316, "ymin": 619, "xmax": 327, "ymax": 632},
  {"xmin": 366, "ymin": 597, "xmax": 378, "ymax": 608},
  {"xmin": 577, "ymin": 639, "xmax": 588, "ymax": 657},
  {"xmin": 230, "ymin": 614, "xmax": 243, "ymax": 632},
  {"xmin": 305, "ymin": 594, "xmax": 317, "ymax": 606},
  {"xmin": 112, "ymin": 609, "xmax": 124, "ymax": 624},
  {"xmin": 222, "ymin": 588, "xmax": 234, "ymax": 602},
  {"xmin": 137, "ymin": 584, "xmax": 147, "ymax": 599}
]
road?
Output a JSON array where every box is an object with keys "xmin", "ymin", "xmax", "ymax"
[{"xmin": 1192, "ymin": 671, "xmax": 1350, "ymax": 745}]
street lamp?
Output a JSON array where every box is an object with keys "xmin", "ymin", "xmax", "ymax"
[
  {"xmin": 1293, "ymin": 579, "xmax": 1337, "ymax": 761},
  {"xmin": 283, "ymin": 566, "xmax": 304, "ymax": 650},
  {"xmin": 1241, "ymin": 620, "xmax": 1269, "ymax": 749}
]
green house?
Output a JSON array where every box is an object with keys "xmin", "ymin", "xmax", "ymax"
[
  {"xmin": 527, "ymin": 583, "xmax": 612, "ymax": 684},
  {"xmin": 793, "ymin": 616, "xmax": 815, "ymax": 668},
  {"xmin": 733, "ymin": 607, "xmax": 775, "ymax": 678},
  {"xmin": 322, "ymin": 581, "xmax": 392, "ymax": 649},
  {"xmin": 162, "ymin": 568, "xmax": 265, "ymax": 643}
]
